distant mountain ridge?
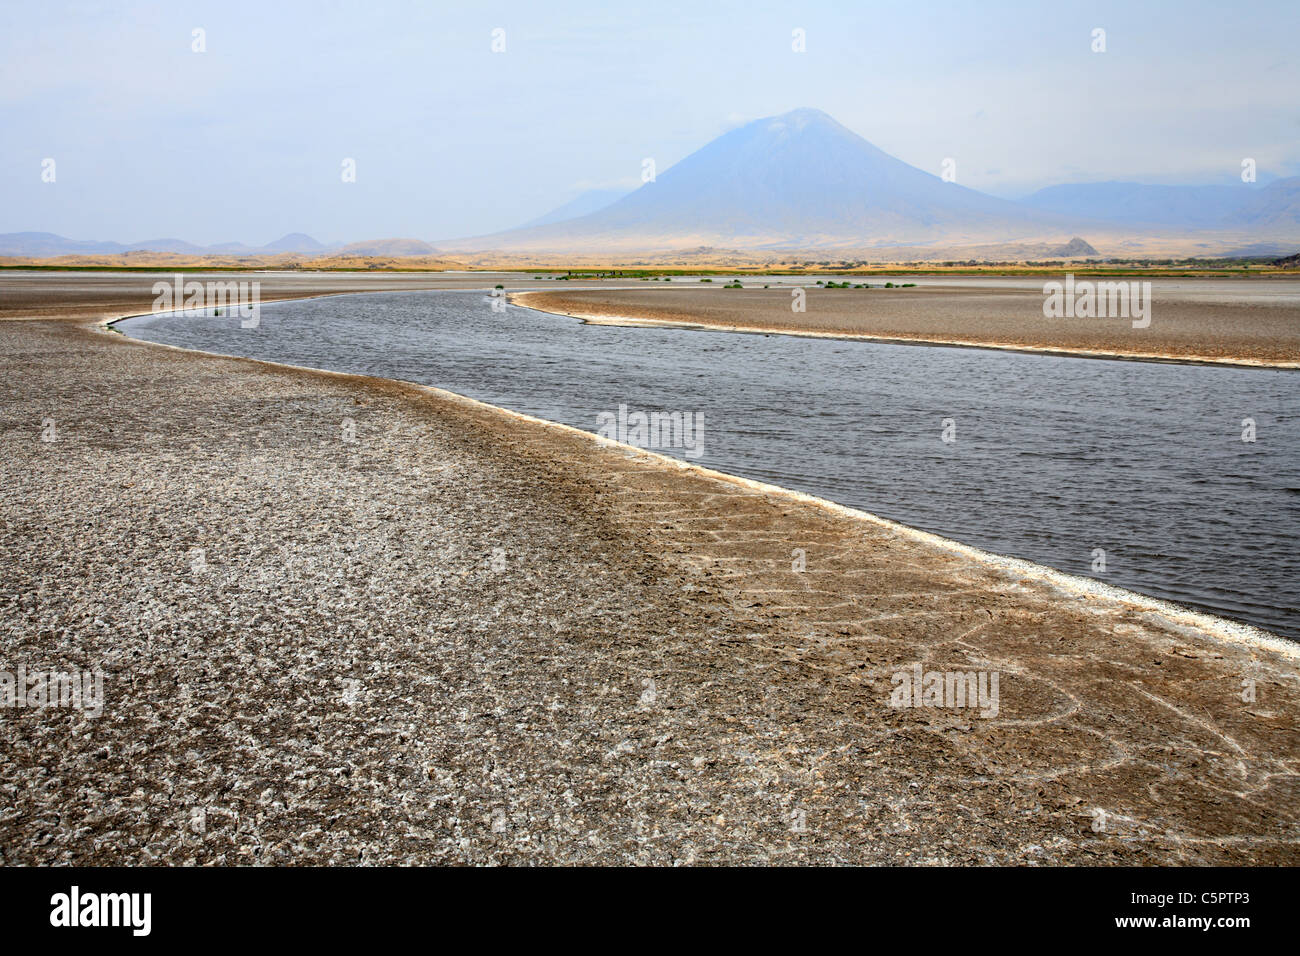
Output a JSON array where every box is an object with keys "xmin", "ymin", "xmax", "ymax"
[
  {"xmin": 0, "ymin": 232, "xmax": 454, "ymax": 259},
  {"xmin": 0, "ymin": 231, "xmax": 336, "ymax": 258},
  {"xmin": 335, "ymin": 238, "xmax": 440, "ymax": 257},
  {"xmin": 261, "ymin": 232, "xmax": 330, "ymax": 253},
  {"xmin": 6, "ymin": 108, "xmax": 1300, "ymax": 258},
  {"xmin": 1021, "ymin": 178, "xmax": 1300, "ymax": 229}
]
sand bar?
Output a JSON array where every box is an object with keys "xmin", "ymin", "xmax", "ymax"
[{"xmin": 513, "ymin": 283, "xmax": 1300, "ymax": 367}]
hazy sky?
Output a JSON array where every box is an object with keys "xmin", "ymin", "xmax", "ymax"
[{"xmin": 3, "ymin": 0, "xmax": 1297, "ymax": 245}]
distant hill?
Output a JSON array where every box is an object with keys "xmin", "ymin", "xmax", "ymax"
[
  {"xmin": 261, "ymin": 232, "xmax": 331, "ymax": 253},
  {"xmin": 1021, "ymin": 177, "xmax": 1300, "ymax": 231},
  {"xmin": 1048, "ymin": 237, "xmax": 1099, "ymax": 257},
  {"xmin": 124, "ymin": 238, "xmax": 209, "ymax": 254},
  {"xmin": 1230, "ymin": 177, "xmax": 1300, "ymax": 230},
  {"xmin": 1021, "ymin": 182, "xmax": 1257, "ymax": 228},
  {"xmin": 0, "ymin": 231, "xmax": 338, "ymax": 257},
  {"xmin": 0, "ymin": 232, "xmax": 350, "ymax": 258},
  {"xmin": 337, "ymin": 238, "xmax": 440, "ymax": 257},
  {"xmin": 0, "ymin": 232, "xmax": 125, "ymax": 257}
]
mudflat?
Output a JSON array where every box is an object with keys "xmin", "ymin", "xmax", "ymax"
[
  {"xmin": 1, "ymin": 272, "xmax": 1297, "ymax": 864},
  {"xmin": 514, "ymin": 282, "xmax": 1300, "ymax": 366}
]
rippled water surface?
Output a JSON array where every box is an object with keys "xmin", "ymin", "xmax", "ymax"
[{"xmin": 120, "ymin": 290, "xmax": 1300, "ymax": 638}]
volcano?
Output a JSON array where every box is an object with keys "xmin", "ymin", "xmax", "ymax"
[{"xmin": 460, "ymin": 108, "xmax": 1082, "ymax": 252}]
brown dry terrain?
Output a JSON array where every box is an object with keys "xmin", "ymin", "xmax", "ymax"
[
  {"xmin": 1, "ymin": 272, "xmax": 1297, "ymax": 865},
  {"xmin": 515, "ymin": 284, "xmax": 1300, "ymax": 366}
]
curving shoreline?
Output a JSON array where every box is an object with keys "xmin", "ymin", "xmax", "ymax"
[
  {"xmin": 108, "ymin": 311, "xmax": 1295, "ymax": 659},
  {"xmin": 115, "ymin": 289, "xmax": 1298, "ymax": 645},
  {"xmin": 109, "ymin": 301, "xmax": 1297, "ymax": 658},
  {"xmin": 3, "ymin": 271, "xmax": 1298, "ymax": 865}
]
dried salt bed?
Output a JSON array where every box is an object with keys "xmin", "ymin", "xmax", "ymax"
[{"xmin": 0, "ymin": 275, "xmax": 1297, "ymax": 865}]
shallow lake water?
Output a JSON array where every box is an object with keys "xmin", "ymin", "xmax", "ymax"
[{"xmin": 120, "ymin": 290, "xmax": 1300, "ymax": 639}]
